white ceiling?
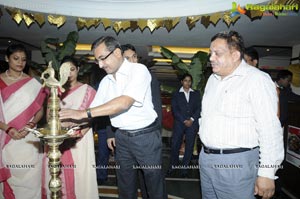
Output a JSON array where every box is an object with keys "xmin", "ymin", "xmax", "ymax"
[
  {"xmin": 0, "ymin": 0, "xmax": 268, "ymax": 19},
  {"xmin": 0, "ymin": 2, "xmax": 300, "ymax": 85},
  {"xmin": 0, "ymin": 5, "xmax": 299, "ymax": 51}
]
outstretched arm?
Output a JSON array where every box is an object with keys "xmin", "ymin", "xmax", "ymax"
[{"xmin": 59, "ymin": 95, "xmax": 135, "ymax": 120}]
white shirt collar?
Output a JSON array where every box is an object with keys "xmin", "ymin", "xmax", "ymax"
[{"xmin": 179, "ymin": 86, "xmax": 194, "ymax": 93}]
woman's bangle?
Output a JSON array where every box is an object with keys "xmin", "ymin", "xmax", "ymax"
[
  {"xmin": 5, "ymin": 126, "xmax": 14, "ymax": 134},
  {"xmin": 27, "ymin": 121, "xmax": 36, "ymax": 128},
  {"xmin": 77, "ymin": 129, "xmax": 83, "ymax": 137},
  {"xmin": 86, "ymin": 108, "xmax": 92, "ymax": 118}
]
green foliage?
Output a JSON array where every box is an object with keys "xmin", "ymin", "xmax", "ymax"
[
  {"xmin": 77, "ymin": 54, "xmax": 94, "ymax": 77},
  {"xmin": 160, "ymin": 84, "xmax": 177, "ymax": 94},
  {"xmin": 29, "ymin": 31, "xmax": 94, "ymax": 81},
  {"xmin": 160, "ymin": 46, "xmax": 208, "ymax": 93},
  {"xmin": 41, "ymin": 31, "xmax": 79, "ymax": 72}
]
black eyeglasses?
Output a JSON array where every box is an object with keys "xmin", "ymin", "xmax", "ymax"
[{"xmin": 95, "ymin": 48, "xmax": 116, "ymax": 64}]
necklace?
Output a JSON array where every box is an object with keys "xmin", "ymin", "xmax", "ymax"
[{"xmin": 5, "ymin": 70, "xmax": 23, "ymax": 81}]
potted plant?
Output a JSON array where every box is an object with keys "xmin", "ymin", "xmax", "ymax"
[{"xmin": 160, "ymin": 46, "xmax": 209, "ymax": 92}]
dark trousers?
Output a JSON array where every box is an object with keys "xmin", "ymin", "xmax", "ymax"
[
  {"xmin": 96, "ymin": 129, "xmax": 110, "ymax": 181},
  {"xmin": 169, "ymin": 121, "xmax": 197, "ymax": 174},
  {"xmin": 115, "ymin": 128, "xmax": 164, "ymax": 199},
  {"xmin": 138, "ymin": 169, "xmax": 148, "ymax": 199}
]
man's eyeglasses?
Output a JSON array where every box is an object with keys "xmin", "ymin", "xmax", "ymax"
[{"xmin": 95, "ymin": 48, "xmax": 116, "ymax": 64}]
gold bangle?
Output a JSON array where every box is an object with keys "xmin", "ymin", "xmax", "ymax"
[
  {"xmin": 86, "ymin": 108, "xmax": 92, "ymax": 118},
  {"xmin": 5, "ymin": 126, "xmax": 14, "ymax": 134},
  {"xmin": 27, "ymin": 121, "xmax": 36, "ymax": 128}
]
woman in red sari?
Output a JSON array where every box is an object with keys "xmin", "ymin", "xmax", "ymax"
[
  {"xmin": 0, "ymin": 44, "xmax": 46, "ymax": 199},
  {"xmin": 42, "ymin": 56, "xmax": 98, "ymax": 199}
]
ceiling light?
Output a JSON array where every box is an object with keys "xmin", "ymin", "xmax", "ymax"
[
  {"xmin": 151, "ymin": 46, "xmax": 209, "ymax": 54},
  {"xmin": 76, "ymin": 43, "xmax": 91, "ymax": 51},
  {"xmin": 153, "ymin": 58, "xmax": 191, "ymax": 63}
]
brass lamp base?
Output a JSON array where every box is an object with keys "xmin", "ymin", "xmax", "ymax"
[{"xmin": 44, "ymin": 135, "xmax": 68, "ymax": 199}]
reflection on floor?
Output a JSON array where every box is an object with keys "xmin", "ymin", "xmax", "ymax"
[{"xmin": 95, "ymin": 137, "xmax": 292, "ymax": 199}]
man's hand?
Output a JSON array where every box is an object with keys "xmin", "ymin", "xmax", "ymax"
[
  {"xmin": 184, "ymin": 119, "xmax": 193, "ymax": 127},
  {"xmin": 254, "ymin": 176, "xmax": 275, "ymax": 199},
  {"xmin": 59, "ymin": 109, "xmax": 85, "ymax": 120},
  {"xmin": 107, "ymin": 138, "xmax": 116, "ymax": 151}
]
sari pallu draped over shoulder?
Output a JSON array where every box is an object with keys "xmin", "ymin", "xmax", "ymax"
[{"xmin": 0, "ymin": 77, "xmax": 46, "ymax": 197}]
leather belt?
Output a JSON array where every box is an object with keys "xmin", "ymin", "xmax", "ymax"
[
  {"xmin": 118, "ymin": 120, "xmax": 159, "ymax": 137},
  {"xmin": 203, "ymin": 145, "xmax": 259, "ymax": 154}
]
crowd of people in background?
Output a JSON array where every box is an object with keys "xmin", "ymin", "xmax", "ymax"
[{"xmin": 1, "ymin": 30, "xmax": 299, "ymax": 199}]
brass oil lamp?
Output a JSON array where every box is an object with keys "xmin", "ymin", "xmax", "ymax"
[{"xmin": 26, "ymin": 62, "xmax": 76, "ymax": 199}]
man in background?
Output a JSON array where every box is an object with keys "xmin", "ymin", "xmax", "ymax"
[
  {"xmin": 275, "ymin": 70, "xmax": 300, "ymax": 127},
  {"xmin": 121, "ymin": 44, "xmax": 162, "ymax": 125},
  {"xmin": 121, "ymin": 43, "xmax": 166, "ymax": 199},
  {"xmin": 244, "ymin": 46, "xmax": 259, "ymax": 67}
]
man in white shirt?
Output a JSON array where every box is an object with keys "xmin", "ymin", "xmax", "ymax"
[
  {"xmin": 121, "ymin": 43, "xmax": 166, "ymax": 199},
  {"xmin": 199, "ymin": 31, "xmax": 283, "ymax": 199},
  {"xmin": 59, "ymin": 36, "xmax": 164, "ymax": 199}
]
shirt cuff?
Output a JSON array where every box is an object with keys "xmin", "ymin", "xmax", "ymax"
[
  {"xmin": 190, "ymin": 117, "xmax": 194, "ymax": 121},
  {"xmin": 257, "ymin": 167, "xmax": 277, "ymax": 180}
]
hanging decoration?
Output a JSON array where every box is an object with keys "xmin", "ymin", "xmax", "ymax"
[
  {"xmin": 76, "ymin": 18, "xmax": 101, "ymax": 31},
  {"xmin": 137, "ymin": 19, "xmax": 148, "ymax": 32},
  {"xmin": 130, "ymin": 21, "xmax": 139, "ymax": 32},
  {"xmin": 200, "ymin": 15, "xmax": 210, "ymax": 28},
  {"xmin": 6, "ymin": 8, "xmax": 22, "ymax": 24},
  {"xmin": 164, "ymin": 17, "xmax": 180, "ymax": 32},
  {"xmin": 113, "ymin": 20, "xmax": 131, "ymax": 34},
  {"xmin": 223, "ymin": 12, "xmax": 240, "ymax": 27},
  {"xmin": 33, "ymin": 13, "xmax": 45, "ymax": 27},
  {"xmin": 210, "ymin": 13, "xmax": 222, "ymax": 26},
  {"xmin": 22, "ymin": 13, "xmax": 35, "ymax": 26},
  {"xmin": 47, "ymin": 15, "xmax": 66, "ymax": 28},
  {"xmin": 246, "ymin": 10, "xmax": 264, "ymax": 20},
  {"xmin": 2, "ymin": 0, "xmax": 298, "ymax": 34},
  {"xmin": 186, "ymin": 16, "xmax": 201, "ymax": 30},
  {"xmin": 146, "ymin": 19, "xmax": 162, "ymax": 33}
]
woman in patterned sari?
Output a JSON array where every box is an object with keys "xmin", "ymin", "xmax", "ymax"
[
  {"xmin": 42, "ymin": 56, "xmax": 98, "ymax": 199},
  {"xmin": 0, "ymin": 44, "xmax": 46, "ymax": 199}
]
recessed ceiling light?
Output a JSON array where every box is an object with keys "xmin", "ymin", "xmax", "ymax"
[
  {"xmin": 266, "ymin": 48, "xmax": 270, "ymax": 52},
  {"xmin": 8, "ymin": 40, "xmax": 11, "ymax": 43}
]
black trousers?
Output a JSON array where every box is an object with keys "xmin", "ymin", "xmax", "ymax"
[{"xmin": 115, "ymin": 127, "xmax": 164, "ymax": 199}]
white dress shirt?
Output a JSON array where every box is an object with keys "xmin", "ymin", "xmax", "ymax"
[
  {"xmin": 179, "ymin": 86, "xmax": 194, "ymax": 102},
  {"xmin": 179, "ymin": 86, "xmax": 195, "ymax": 121},
  {"xmin": 90, "ymin": 59, "xmax": 157, "ymax": 130},
  {"xmin": 199, "ymin": 60, "xmax": 284, "ymax": 179}
]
